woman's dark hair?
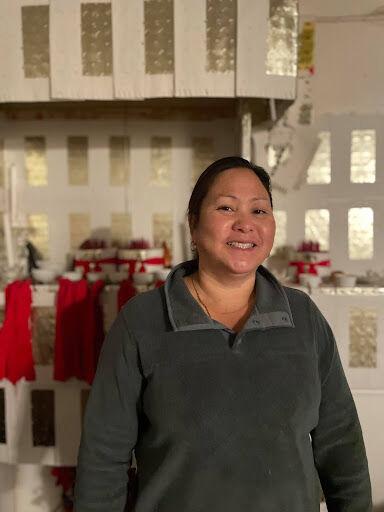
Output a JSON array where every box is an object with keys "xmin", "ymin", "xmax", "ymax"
[{"xmin": 188, "ymin": 156, "xmax": 273, "ymax": 229}]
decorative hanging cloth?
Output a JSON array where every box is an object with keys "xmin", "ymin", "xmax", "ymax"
[
  {"xmin": 54, "ymin": 278, "xmax": 105, "ymax": 385},
  {"xmin": 117, "ymin": 279, "xmax": 137, "ymax": 311},
  {"xmin": 0, "ymin": 280, "xmax": 35, "ymax": 384}
]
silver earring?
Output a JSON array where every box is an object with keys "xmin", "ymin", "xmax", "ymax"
[{"xmin": 190, "ymin": 240, "xmax": 197, "ymax": 252}]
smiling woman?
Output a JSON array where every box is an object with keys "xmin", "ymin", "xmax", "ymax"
[{"xmin": 75, "ymin": 157, "xmax": 372, "ymax": 512}]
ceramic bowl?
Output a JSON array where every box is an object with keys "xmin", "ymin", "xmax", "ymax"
[
  {"xmin": 32, "ymin": 268, "xmax": 56, "ymax": 284},
  {"xmin": 132, "ymin": 272, "xmax": 155, "ymax": 285},
  {"xmin": 335, "ymin": 274, "xmax": 357, "ymax": 287},
  {"xmin": 87, "ymin": 271, "xmax": 105, "ymax": 283},
  {"xmin": 155, "ymin": 268, "xmax": 172, "ymax": 281},
  {"xmin": 62, "ymin": 271, "xmax": 83, "ymax": 282}
]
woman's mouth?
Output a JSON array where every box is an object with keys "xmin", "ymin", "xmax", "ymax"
[{"xmin": 226, "ymin": 241, "xmax": 256, "ymax": 249}]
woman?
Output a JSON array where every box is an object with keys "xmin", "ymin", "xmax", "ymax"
[{"xmin": 75, "ymin": 157, "xmax": 372, "ymax": 512}]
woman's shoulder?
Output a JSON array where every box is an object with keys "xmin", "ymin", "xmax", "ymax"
[{"xmin": 119, "ymin": 285, "xmax": 171, "ymax": 333}]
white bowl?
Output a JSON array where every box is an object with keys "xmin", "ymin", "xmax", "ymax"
[
  {"xmin": 87, "ymin": 271, "xmax": 105, "ymax": 283},
  {"xmin": 36, "ymin": 260, "xmax": 63, "ymax": 274},
  {"xmin": 155, "ymin": 268, "xmax": 172, "ymax": 281},
  {"xmin": 132, "ymin": 272, "xmax": 155, "ymax": 285},
  {"xmin": 299, "ymin": 273, "xmax": 321, "ymax": 288},
  {"xmin": 62, "ymin": 271, "xmax": 83, "ymax": 282},
  {"xmin": 335, "ymin": 274, "xmax": 357, "ymax": 287},
  {"xmin": 32, "ymin": 268, "xmax": 56, "ymax": 284}
]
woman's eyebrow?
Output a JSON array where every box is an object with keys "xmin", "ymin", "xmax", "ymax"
[{"xmin": 216, "ymin": 194, "xmax": 269, "ymax": 202}]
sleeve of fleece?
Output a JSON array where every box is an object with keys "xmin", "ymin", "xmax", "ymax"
[
  {"xmin": 309, "ymin": 300, "xmax": 372, "ymax": 512},
  {"xmin": 74, "ymin": 311, "xmax": 143, "ymax": 512}
]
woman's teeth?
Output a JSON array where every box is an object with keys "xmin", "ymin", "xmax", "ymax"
[{"xmin": 227, "ymin": 242, "xmax": 256, "ymax": 249}]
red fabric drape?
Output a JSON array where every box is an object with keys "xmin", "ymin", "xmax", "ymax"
[
  {"xmin": 54, "ymin": 278, "xmax": 105, "ymax": 385},
  {"xmin": 0, "ymin": 280, "xmax": 35, "ymax": 384},
  {"xmin": 117, "ymin": 279, "xmax": 137, "ymax": 311}
]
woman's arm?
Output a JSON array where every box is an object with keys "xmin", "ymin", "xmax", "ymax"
[
  {"xmin": 309, "ymin": 301, "xmax": 372, "ymax": 512},
  {"xmin": 74, "ymin": 312, "xmax": 143, "ymax": 512}
]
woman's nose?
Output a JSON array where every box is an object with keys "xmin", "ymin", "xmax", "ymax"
[{"xmin": 232, "ymin": 214, "xmax": 254, "ymax": 232}]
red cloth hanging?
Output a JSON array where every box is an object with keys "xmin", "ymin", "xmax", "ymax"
[
  {"xmin": 0, "ymin": 280, "xmax": 35, "ymax": 384},
  {"xmin": 117, "ymin": 279, "xmax": 137, "ymax": 311},
  {"xmin": 54, "ymin": 278, "xmax": 105, "ymax": 385}
]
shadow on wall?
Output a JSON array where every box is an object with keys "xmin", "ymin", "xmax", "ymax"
[{"xmin": 374, "ymin": 504, "xmax": 384, "ymax": 512}]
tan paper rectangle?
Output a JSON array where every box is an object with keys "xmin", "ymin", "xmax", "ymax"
[
  {"xmin": 69, "ymin": 213, "xmax": 90, "ymax": 250},
  {"xmin": 25, "ymin": 137, "xmax": 48, "ymax": 186},
  {"xmin": 206, "ymin": 0, "xmax": 236, "ymax": 73},
  {"xmin": 192, "ymin": 137, "xmax": 214, "ymax": 183},
  {"xmin": 298, "ymin": 21, "xmax": 315, "ymax": 72},
  {"xmin": 350, "ymin": 129, "xmax": 376, "ymax": 184},
  {"xmin": 150, "ymin": 137, "xmax": 172, "ymax": 186},
  {"xmin": 28, "ymin": 213, "xmax": 49, "ymax": 258},
  {"xmin": 109, "ymin": 136, "xmax": 130, "ymax": 186},
  {"xmin": 81, "ymin": 3, "xmax": 113, "ymax": 76},
  {"xmin": 111, "ymin": 213, "xmax": 132, "ymax": 244},
  {"xmin": 21, "ymin": 5, "xmax": 50, "ymax": 78},
  {"xmin": 266, "ymin": 0, "xmax": 298, "ymax": 77},
  {"xmin": 68, "ymin": 137, "xmax": 89, "ymax": 186},
  {"xmin": 349, "ymin": 308, "xmax": 377, "ymax": 368},
  {"xmin": 0, "ymin": 140, "xmax": 4, "ymax": 188},
  {"xmin": 32, "ymin": 307, "xmax": 55, "ymax": 366},
  {"xmin": 144, "ymin": 0, "xmax": 174, "ymax": 75},
  {"xmin": 153, "ymin": 212, "xmax": 173, "ymax": 250},
  {"xmin": 348, "ymin": 208, "xmax": 374, "ymax": 260}
]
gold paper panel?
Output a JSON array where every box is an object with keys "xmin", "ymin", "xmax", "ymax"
[
  {"xmin": 144, "ymin": 0, "xmax": 174, "ymax": 74},
  {"xmin": 32, "ymin": 307, "xmax": 55, "ymax": 366},
  {"xmin": 69, "ymin": 213, "xmax": 90, "ymax": 250},
  {"xmin": 351, "ymin": 130, "xmax": 376, "ymax": 184},
  {"xmin": 68, "ymin": 137, "xmax": 88, "ymax": 186},
  {"xmin": 307, "ymin": 132, "xmax": 331, "ymax": 184},
  {"xmin": 150, "ymin": 137, "xmax": 172, "ymax": 186},
  {"xmin": 28, "ymin": 214, "xmax": 49, "ymax": 258},
  {"xmin": 348, "ymin": 208, "xmax": 373, "ymax": 260},
  {"xmin": 298, "ymin": 22, "xmax": 315, "ymax": 72},
  {"xmin": 0, "ymin": 140, "xmax": 4, "ymax": 188},
  {"xmin": 305, "ymin": 209, "xmax": 329, "ymax": 251},
  {"xmin": 206, "ymin": 0, "xmax": 236, "ymax": 73},
  {"xmin": 109, "ymin": 137, "xmax": 130, "ymax": 186},
  {"xmin": 349, "ymin": 308, "xmax": 377, "ymax": 368},
  {"xmin": 25, "ymin": 137, "xmax": 48, "ymax": 187},
  {"xmin": 266, "ymin": 0, "xmax": 298, "ymax": 77},
  {"xmin": 0, "ymin": 388, "xmax": 5, "ymax": 443},
  {"xmin": 272, "ymin": 210, "xmax": 287, "ymax": 252},
  {"xmin": 111, "ymin": 213, "xmax": 132, "ymax": 245},
  {"xmin": 153, "ymin": 212, "xmax": 173, "ymax": 250},
  {"xmin": 31, "ymin": 389, "xmax": 55, "ymax": 447},
  {"xmin": 192, "ymin": 137, "xmax": 215, "ymax": 184},
  {"xmin": 21, "ymin": 5, "xmax": 50, "ymax": 78},
  {"xmin": 81, "ymin": 3, "xmax": 113, "ymax": 76}
]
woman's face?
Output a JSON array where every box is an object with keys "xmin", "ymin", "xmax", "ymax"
[{"xmin": 191, "ymin": 167, "xmax": 275, "ymax": 278}]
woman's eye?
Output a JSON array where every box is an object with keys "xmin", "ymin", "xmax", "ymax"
[
  {"xmin": 253, "ymin": 209, "xmax": 267, "ymax": 215},
  {"xmin": 217, "ymin": 205, "xmax": 233, "ymax": 212}
]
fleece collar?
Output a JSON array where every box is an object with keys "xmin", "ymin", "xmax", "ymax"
[{"xmin": 164, "ymin": 260, "xmax": 295, "ymax": 332}]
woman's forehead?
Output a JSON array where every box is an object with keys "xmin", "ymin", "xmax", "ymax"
[{"xmin": 207, "ymin": 168, "xmax": 268, "ymax": 198}]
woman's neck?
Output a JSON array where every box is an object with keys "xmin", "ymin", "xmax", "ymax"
[{"xmin": 190, "ymin": 267, "xmax": 256, "ymax": 315}]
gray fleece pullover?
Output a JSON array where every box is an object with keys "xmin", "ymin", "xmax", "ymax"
[{"xmin": 75, "ymin": 260, "xmax": 372, "ymax": 512}]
